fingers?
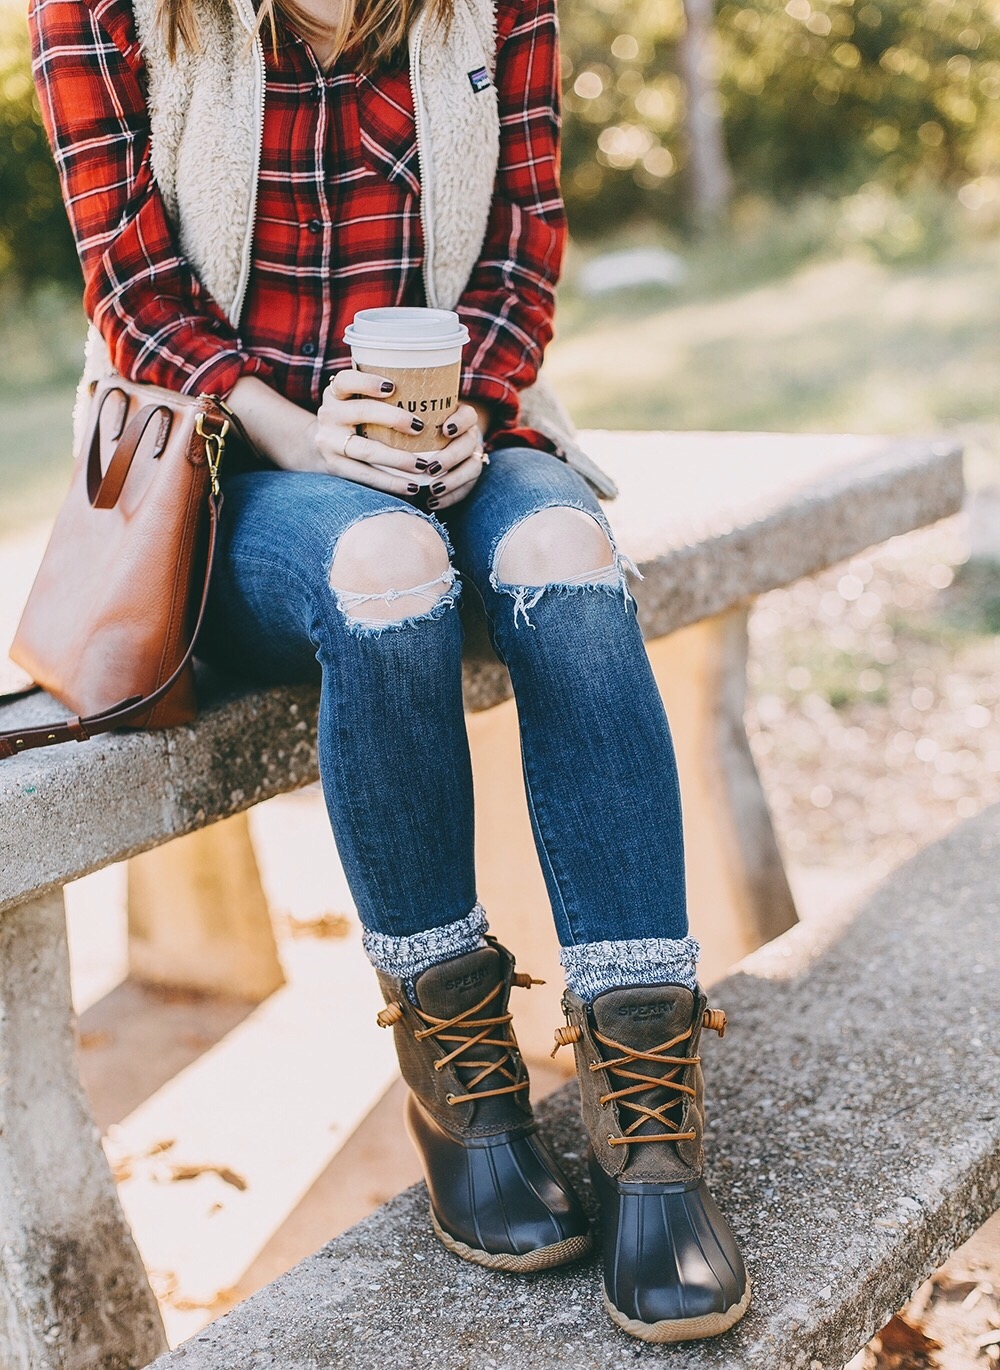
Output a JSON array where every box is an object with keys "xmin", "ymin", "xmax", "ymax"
[
  {"xmin": 327, "ymin": 369, "xmax": 396, "ymax": 401},
  {"xmin": 426, "ymin": 451, "xmax": 486, "ymax": 510},
  {"xmin": 419, "ymin": 422, "xmax": 482, "ymax": 476},
  {"xmin": 323, "ymin": 397, "xmax": 428, "ymax": 438},
  {"xmin": 318, "ymin": 449, "xmax": 431, "ymax": 499},
  {"xmin": 438, "ymin": 402, "xmax": 479, "ymax": 440},
  {"xmin": 316, "ymin": 425, "xmax": 431, "ymax": 474}
]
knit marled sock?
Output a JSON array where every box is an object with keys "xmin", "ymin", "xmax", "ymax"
[
  {"xmin": 362, "ymin": 902, "xmax": 489, "ymax": 983},
  {"xmin": 560, "ymin": 935, "xmax": 701, "ymax": 1001}
]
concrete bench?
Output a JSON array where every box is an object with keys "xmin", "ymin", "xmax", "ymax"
[
  {"xmin": 148, "ymin": 801, "xmax": 1000, "ymax": 1370},
  {"xmin": 0, "ymin": 430, "xmax": 963, "ymax": 1368}
]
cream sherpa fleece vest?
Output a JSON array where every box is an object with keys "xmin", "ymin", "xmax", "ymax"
[{"xmin": 78, "ymin": 0, "xmax": 616, "ymax": 497}]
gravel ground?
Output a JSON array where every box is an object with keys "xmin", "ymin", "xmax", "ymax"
[
  {"xmin": 746, "ymin": 500, "xmax": 1000, "ymax": 1370},
  {"xmin": 747, "ymin": 510, "xmax": 1000, "ymax": 883}
]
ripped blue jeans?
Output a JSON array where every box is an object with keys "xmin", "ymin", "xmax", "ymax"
[{"xmin": 197, "ymin": 446, "xmax": 688, "ymax": 947}]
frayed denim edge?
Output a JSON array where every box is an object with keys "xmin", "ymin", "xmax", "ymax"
[
  {"xmin": 362, "ymin": 902, "xmax": 489, "ymax": 983},
  {"xmin": 488, "ymin": 499, "xmax": 643, "ymax": 629},
  {"xmin": 560, "ymin": 934, "xmax": 701, "ymax": 1001},
  {"xmin": 328, "ymin": 505, "xmax": 461, "ymax": 638}
]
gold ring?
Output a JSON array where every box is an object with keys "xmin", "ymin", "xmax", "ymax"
[{"xmin": 344, "ymin": 431, "xmax": 361, "ymax": 459}]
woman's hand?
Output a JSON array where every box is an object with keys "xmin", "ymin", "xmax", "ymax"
[
  {"xmin": 315, "ymin": 370, "xmax": 439, "ymax": 496},
  {"xmin": 422, "ymin": 400, "xmax": 488, "ymax": 511},
  {"xmin": 316, "ymin": 371, "xmax": 489, "ymax": 507}
]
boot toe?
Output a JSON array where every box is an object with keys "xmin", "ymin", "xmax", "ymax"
[
  {"xmin": 598, "ymin": 1174, "xmax": 749, "ymax": 1341},
  {"xmin": 408, "ymin": 1095, "xmax": 591, "ymax": 1270}
]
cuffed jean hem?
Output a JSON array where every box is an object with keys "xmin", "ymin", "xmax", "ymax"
[
  {"xmin": 560, "ymin": 935, "xmax": 701, "ymax": 1000},
  {"xmin": 361, "ymin": 902, "xmax": 489, "ymax": 981}
]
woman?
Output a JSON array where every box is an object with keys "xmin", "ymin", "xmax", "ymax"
[{"xmin": 30, "ymin": 0, "xmax": 749, "ymax": 1342}]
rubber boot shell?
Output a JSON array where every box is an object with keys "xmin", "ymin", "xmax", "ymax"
[
  {"xmin": 561, "ymin": 983, "xmax": 750, "ymax": 1342},
  {"xmin": 377, "ymin": 939, "xmax": 590, "ymax": 1271}
]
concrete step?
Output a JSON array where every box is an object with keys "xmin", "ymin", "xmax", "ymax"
[{"xmin": 150, "ymin": 802, "xmax": 1000, "ymax": 1370}]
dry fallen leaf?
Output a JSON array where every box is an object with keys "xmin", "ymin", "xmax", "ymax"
[
  {"xmin": 871, "ymin": 1314, "xmax": 941, "ymax": 1370},
  {"xmin": 146, "ymin": 1138, "xmax": 177, "ymax": 1157},
  {"xmin": 929, "ymin": 1273, "xmax": 980, "ymax": 1303},
  {"xmin": 282, "ymin": 911, "xmax": 352, "ymax": 939},
  {"xmin": 167, "ymin": 1285, "xmax": 240, "ymax": 1312},
  {"xmin": 167, "ymin": 1163, "xmax": 248, "ymax": 1191}
]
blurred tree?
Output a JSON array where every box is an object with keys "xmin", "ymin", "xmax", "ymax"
[
  {"xmin": 560, "ymin": 0, "xmax": 689, "ymax": 234},
  {"xmin": 559, "ymin": 0, "xmax": 1000, "ymax": 235},
  {"xmin": 680, "ymin": 0, "xmax": 733, "ymax": 228},
  {"xmin": 717, "ymin": 0, "xmax": 1000, "ymax": 199},
  {"xmin": 0, "ymin": 9, "xmax": 79, "ymax": 288}
]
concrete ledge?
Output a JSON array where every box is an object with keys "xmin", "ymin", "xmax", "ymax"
[
  {"xmin": 0, "ymin": 432, "xmax": 963, "ymax": 911},
  {"xmin": 151, "ymin": 802, "xmax": 1000, "ymax": 1370}
]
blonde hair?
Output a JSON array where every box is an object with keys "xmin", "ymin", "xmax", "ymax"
[{"xmin": 160, "ymin": 0, "xmax": 453, "ymax": 72}]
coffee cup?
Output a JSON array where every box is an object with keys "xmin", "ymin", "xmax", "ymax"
[{"xmin": 343, "ymin": 307, "xmax": 470, "ymax": 484}]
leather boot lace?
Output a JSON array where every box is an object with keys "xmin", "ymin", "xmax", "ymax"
[
  {"xmin": 591, "ymin": 1024, "xmax": 699, "ymax": 1145},
  {"xmin": 415, "ymin": 982, "xmax": 530, "ymax": 1106}
]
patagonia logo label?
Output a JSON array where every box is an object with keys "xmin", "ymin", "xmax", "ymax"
[
  {"xmin": 617, "ymin": 1002, "xmax": 671, "ymax": 1019},
  {"xmin": 445, "ymin": 967, "xmax": 488, "ymax": 992},
  {"xmin": 468, "ymin": 66, "xmax": 491, "ymax": 93}
]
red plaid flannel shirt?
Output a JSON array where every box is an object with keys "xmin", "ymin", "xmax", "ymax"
[{"xmin": 28, "ymin": 0, "xmax": 567, "ymax": 447}]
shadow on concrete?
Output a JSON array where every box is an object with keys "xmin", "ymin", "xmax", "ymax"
[{"xmin": 77, "ymin": 978, "xmax": 256, "ymax": 1130}]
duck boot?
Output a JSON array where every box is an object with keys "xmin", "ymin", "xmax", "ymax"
[
  {"xmin": 555, "ymin": 983, "xmax": 750, "ymax": 1343},
  {"xmin": 375, "ymin": 937, "xmax": 591, "ymax": 1272}
]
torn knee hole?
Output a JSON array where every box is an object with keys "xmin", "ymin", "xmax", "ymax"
[
  {"xmin": 328, "ymin": 510, "xmax": 456, "ymax": 630},
  {"xmin": 490, "ymin": 505, "xmax": 641, "ymax": 628},
  {"xmin": 493, "ymin": 507, "xmax": 616, "ymax": 588}
]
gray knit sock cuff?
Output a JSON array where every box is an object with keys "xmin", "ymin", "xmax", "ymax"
[
  {"xmin": 560, "ymin": 935, "xmax": 701, "ymax": 1001},
  {"xmin": 362, "ymin": 903, "xmax": 489, "ymax": 981}
]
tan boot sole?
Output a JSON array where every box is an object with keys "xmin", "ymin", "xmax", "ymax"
[
  {"xmin": 430, "ymin": 1208, "xmax": 592, "ymax": 1273},
  {"xmin": 604, "ymin": 1280, "xmax": 752, "ymax": 1343}
]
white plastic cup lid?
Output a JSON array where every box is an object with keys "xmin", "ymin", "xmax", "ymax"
[{"xmin": 343, "ymin": 307, "xmax": 469, "ymax": 353}]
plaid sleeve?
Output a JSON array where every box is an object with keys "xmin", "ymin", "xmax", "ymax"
[
  {"xmin": 456, "ymin": 0, "xmax": 567, "ymax": 434},
  {"xmin": 28, "ymin": 0, "xmax": 267, "ymax": 396}
]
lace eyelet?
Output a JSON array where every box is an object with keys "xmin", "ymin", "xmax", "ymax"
[{"xmin": 446, "ymin": 1093, "xmax": 457, "ymax": 1105}]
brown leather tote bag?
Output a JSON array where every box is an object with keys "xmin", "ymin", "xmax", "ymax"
[{"xmin": 0, "ymin": 376, "xmax": 239, "ymax": 759}]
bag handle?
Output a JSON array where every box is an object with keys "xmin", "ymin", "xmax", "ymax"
[
  {"xmin": 87, "ymin": 396, "xmax": 174, "ymax": 510},
  {"xmin": 0, "ymin": 390, "xmax": 255, "ymax": 760}
]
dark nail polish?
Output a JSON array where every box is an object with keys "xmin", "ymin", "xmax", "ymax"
[
  {"xmin": 432, "ymin": 481, "xmax": 446, "ymax": 495},
  {"xmin": 427, "ymin": 461, "xmax": 442, "ymax": 475},
  {"xmin": 407, "ymin": 483, "xmax": 419, "ymax": 494},
  {"xmin": 414, "ymin": 458, "xmax": 429, "ymax": 471},
  {"xmin": 444, "ymin": 421, "xmax": 457, "ymax": 436},
  {"xmin": 411, "ymin": 417, "xmax": 424, "ymax": 432},
  {"xmin": 426, "ymin": 498, "xmax": 439, "ymax": 508},
  {"xmin": 380, "ymin": 380, "xmax": 394, "ymax": 393}
]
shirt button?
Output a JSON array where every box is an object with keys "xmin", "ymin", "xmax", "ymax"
[
  {"xmin": 302, "ymin": 342, "xmax": 317, "ymax": 356},
  {"xmin": 307, "ymin": 219, "xmax": 322, "ymax": 234}
]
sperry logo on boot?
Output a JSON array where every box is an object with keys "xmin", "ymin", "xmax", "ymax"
[
  {"xmin": 617, "ymin": 1002, "xmax": 671, "ymax": 1019},
  {"xmin": 445, "ymin": 967, "xmax": 488, "ymax": 992}
]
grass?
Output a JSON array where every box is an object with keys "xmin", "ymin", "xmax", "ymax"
[
  {"xmin": 0, "ymin": 287, "xmax": 86, "ymax": 536},
  {"xmin": 552, "ymin": 222, "xmax": 1000, "ymax": 442}
]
